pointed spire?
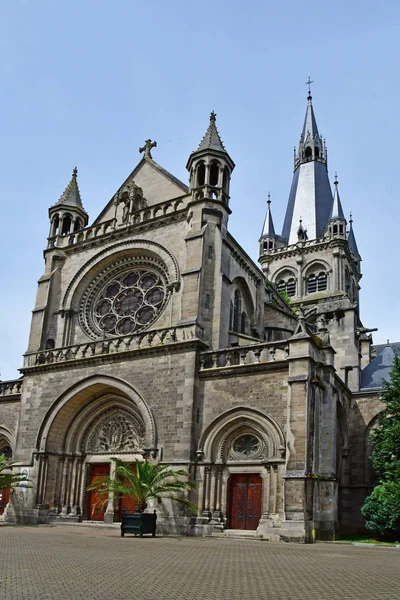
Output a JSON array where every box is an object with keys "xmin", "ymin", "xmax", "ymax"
[
  {"xmin": 329, "ymin": 173, "xmax": 345, "ymax": 221},
  {"xmin": 55, "ymin": 167, "xmax": 85, "ymax": 210},
  {"xmin": 197, "ymin": 111, "xmax": 226, "ymax": 152},
  {"xmin": 282, "ymin": 83, "xmax": 332, "ymax": 244},
  {"xmin": 261, "ymin": 193, "xmax": 276, "ymax": 237},
  {"xmin": 302, "ymin": 75, "xmax": 320, "ymax": 143},
  {"xmin": 348, "ymin": 212, "xmax": 360, "ymax": 258}
]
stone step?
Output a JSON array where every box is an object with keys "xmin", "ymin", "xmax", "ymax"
[{"xmin": 208, "ymin": 529, "xmax": 263, "ymax": 540}]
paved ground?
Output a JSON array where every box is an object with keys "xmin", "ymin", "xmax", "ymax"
[{"xmin": 1, "ymin": 525, "xmax": 400, "ymax": 600}]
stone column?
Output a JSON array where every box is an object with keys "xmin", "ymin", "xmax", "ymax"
[
  {"xmin": 202, "ymin": 466, "xmax": 212, "ymax": 518},
  {"xmin": 71, "ymin": 458, "xmax": 83, "ymax": 516},
  {"xmin": 104, "ymin": 459, "xmax": 116, "ymax": 524}
]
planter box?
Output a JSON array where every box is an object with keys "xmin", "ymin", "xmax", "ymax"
[{"xmin": 121, "ymin": 510, "xmax": 157, "ymax": 537}]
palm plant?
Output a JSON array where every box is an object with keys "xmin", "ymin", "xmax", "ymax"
[
  {"xmin": 87, "ymin": 459, "xmax": 197, "ymax": 513},
  {"xmin": 0, "ymin": 453, "xmax": 30, "ymax": 490}
]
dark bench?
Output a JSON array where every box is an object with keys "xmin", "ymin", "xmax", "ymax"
[{"xmin": 121, "ymin": 510, "xmax": 157, "ymax": 537}]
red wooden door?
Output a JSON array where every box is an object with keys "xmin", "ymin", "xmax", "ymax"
[
  {"xmin": 115, "ymin": 464, "xmax": 137, "ymax": 522},
  {"xmin": 229, "ymin": 474, "xmax": 262, "ymax": 530},
  {"xmin": 0, "ymin": 487, "xmax": 10, "ymax": 516},
  {"xmin": 87, "ymin": 463, "xmax": 110, "ymax": 521}
]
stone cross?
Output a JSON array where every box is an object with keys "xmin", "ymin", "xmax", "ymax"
[{"xmin": 139, "ymin": 139, "xmax": 157, "ymax": 159}]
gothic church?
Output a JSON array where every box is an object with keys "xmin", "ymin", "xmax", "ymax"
[{"xmin": 0, "ymin": 86, "xmax": 394, "ymax": 542}]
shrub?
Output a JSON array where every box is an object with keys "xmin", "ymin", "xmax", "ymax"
[{"xmin": 361, "ymin": 481, "xmax": 400, "ymax": 539}]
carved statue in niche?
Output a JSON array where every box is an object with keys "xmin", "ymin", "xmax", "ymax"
[
  {"xmin": 87, "ymin": 413, "xmax": 145, "ymax": 454},
  {"xmin": 118, "ymin": 180, "xmax": 147, "ymax": 224}
]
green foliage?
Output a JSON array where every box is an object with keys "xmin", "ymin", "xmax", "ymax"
[
  {"xmin": 361, "ymin": 481, "xmax": 400, "ymax": 538},
  {"xmin": 87, "ymin": 459, "xmax": 197, "ymax": 513},
  {"xmin": 279, "ymin": 289, "xmax": 291, "ymax": 304},
  {"xmin": 370, "ymin": 353, "xmax": 400, "ymax": 482},
  {"xmin": 0, "ymin": 454, "xmax": 30, "ymax": 490}
]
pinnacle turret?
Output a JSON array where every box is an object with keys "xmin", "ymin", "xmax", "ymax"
[
  {"xmin": 261, "ymin": 193, "xmax": 276, "ymax": 238},
  {"xmin": 196, "ymin": 111, "xmax": 226, "ymax": 153},
  {"xmin": 54, "ymin": 167, "xmax": 85, "ymax": 210},
  {"xmin": 348, "ymin": 213, "xmax": 360, "ymax": 258},
  {"xmin": 329, "ymin": 174, "xmax": 345, "ymax": 221},
  {"xmin": 48, "ymin": 168, "xmax": 89, "ymax": 241},
  {"xmin": 186, "ymin": 112, "xmax": 235, "ymax": 206}
]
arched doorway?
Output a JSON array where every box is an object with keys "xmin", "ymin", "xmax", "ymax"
[
  {"xmin": 36, "ymin": 375, "xmax": 157, "ymax": 522},
  {"xmin": 197, "ymin": 407, "xmax": 285, "ymax": 530},
  {"xmin": 0, "ymin": 433, "xmax": 14, "ymax": 517}
]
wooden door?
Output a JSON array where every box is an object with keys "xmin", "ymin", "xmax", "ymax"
[
  {"xmin": 115, "ymin": 464, "xmax": 137, "ymax": 522},
  {"xmin": 0, "ymin": 487, "xmax": 10, "ymax": 516},
  {"xmin": 229, "ymin": 473, "xmax": 262, "ymax": 530},
  {"xmin": 87, "ymin": 463, "xmax": 110, "ymax": 521}
]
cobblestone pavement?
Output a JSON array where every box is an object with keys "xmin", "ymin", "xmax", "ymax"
[{"xmin": 1, "ymin": 525, "xmax": 400, "ymax": 600}]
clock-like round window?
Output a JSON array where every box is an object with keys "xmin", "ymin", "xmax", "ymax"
[
  {"xmin": 80, "ymin": 257, "xmax": 170, "ymax": 339},
  {"xmin": 234, "ymin": 435, "xmax": 260, "ymax": 457}
]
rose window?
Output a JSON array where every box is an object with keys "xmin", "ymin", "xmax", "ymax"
[
  {"xmin": 93, "ymin": 269, "xmax": 166, "ymax": 335},
  {"xmin": 80, "ymin": 258, "xmax": 170, "ymax": 339},
  {"xmin": 234, "ymin": 435, "xmax": 260, "ymax": 457}
]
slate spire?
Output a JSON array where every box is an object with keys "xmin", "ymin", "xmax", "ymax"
[
  {"xmin": 329, "ymin": 174, "xmax": 345, "ymax": 221},
  {"xmin": 196, "ymin": 111, "xmax": 227, "ymax": 153},
  {"xmin": 281, "ymin": 82, "xmax": 333, "ymax": 245},
  {"xmin": 55, "ymin": 167, "xmax": 86, "ymax": 210},
  {"xmin": 348, "ymin": 213, "xmax": 360, "ymax": 258},
  {"xmin": 261, "ymin": 193, "xmax": 276, "ymax": 238}
]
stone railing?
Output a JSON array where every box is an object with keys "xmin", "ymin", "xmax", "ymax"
[
  {"xmin": 23, "ymin": 323, "xmax": 205, "ymax": 369},
  {"xmin": 47, "ymin": 197, "xmax": 188, "ymax": 250},
  {"xmin": 0, "ymin": 378, "xmax": 23, "ymax": 397},
  {"xmin": 260, "ymin": 237, "xmax": 328, "ymax": 257},
  {"xmin": 199, "ymin": 340, "xmax": 289, "ymax": 371}
]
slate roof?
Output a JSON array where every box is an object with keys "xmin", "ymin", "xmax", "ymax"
[
  {"xmin": 197, "ymin": 112, "xmax": 226, "ymax": 153},
  {"xmin": 260, "ymin": 196, "xmax": 276, "ymax": 238},
  {"xmin": 360, "ymin": 342, "xmax": 400, "ymax": 390},
  {"xmin": 329, "ymin": 179, "xmax": 345, "ymax": 221}
]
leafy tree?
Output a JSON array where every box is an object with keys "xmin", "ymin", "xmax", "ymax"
[
  {"xmin": 0, "ymin": 453, "xmax": 30, "ymax": 491},
  {"xmin": 87, "ymin": 459, "xmax": 196, "ymax": 514},
  {"xmin": 370, "ymin": 353, "xmax": 400, "ymax": 482},
  {"xmin": 361, "ymin": 354, "xmax": 400, "ymax": 537},
  {"xmin": 361, "ymin": 481, "xmax": 400, "ymax": 539}
]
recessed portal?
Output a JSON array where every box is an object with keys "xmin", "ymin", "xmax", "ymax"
[{"xmin": 229, "ymin": 473, "xmax": 262, "ymax": 530}]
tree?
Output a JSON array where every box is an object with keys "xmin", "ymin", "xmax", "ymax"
[
  {"xmin": 370, "ymin": 353, "xmax": 400, "ymax": 482},
  {"xmin": 87, "ymin": 459, "xmax": 196, "ymax": 514},
  {"xmin": 361, "ymin": 482, "xmax": 400, "ymax": 540},
  {"xmin": 0, "ymin": 453, "xmax": 30, "ymax": 491},
  {"xmin": 361, "ymin": 354, "xmax": 400, "ymax": 538}
]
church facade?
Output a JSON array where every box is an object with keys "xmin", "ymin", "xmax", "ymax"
[{"xmin": 0, "ymin": 89, "xmax": 392, "ymax": 542}]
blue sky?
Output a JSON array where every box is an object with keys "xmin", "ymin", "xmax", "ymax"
[{"xmin": 1, "ymin": 0, "xmax": 399, "ymax": 379}]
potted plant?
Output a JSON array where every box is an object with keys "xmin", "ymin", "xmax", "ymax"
[{"xmin": 87, "ymin": 459, "xmax": 196, "ymax": 537}]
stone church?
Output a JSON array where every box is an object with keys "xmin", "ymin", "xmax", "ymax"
[{"xmin": 0, "ymin": 86, "xmax": 395, "ymax": 542}]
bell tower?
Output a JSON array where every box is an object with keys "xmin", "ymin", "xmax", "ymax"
[{"xmin": 48, "ymin": 167, "xmax": 88, "ymax": 245}]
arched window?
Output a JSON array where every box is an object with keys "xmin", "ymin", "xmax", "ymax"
[
  {"xmin": 307, "ymin": 271, "xmax": 328, "ymax": 294},
  {"xmin": 314, "ymin": 146, "xmax": 320, "ymax": 158},
  {"xmin": 52, "ymin": 214, "xmax": 60, "ymax": 236},
  {"xmin": 74, "ymin": 218, "xmax": 82, "ymax": 232},
  {"xmin": 209, "ymin": 161, "xmax": 219, "ymax": 186},
  {"xmin": 277, "ymin": 280, "xmax": 286, "ymax": 293},
  {"xmin": 305, "ymin": 146, "xmax": 312, "ymax": 159},
  {"xmin": 196, "ymin": 162, "xmax": 205, "ymax": 186},
  {"xmin": 233, "ymin": 290, "xmax": 241, "ymax": 332},
  {"xmin": 61, "ymin": 214, "xmax": 72, "ymax": 235}
]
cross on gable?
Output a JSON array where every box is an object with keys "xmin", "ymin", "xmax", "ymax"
[{"xmin": 139, "ymin": 139, "xmax": 157, "ymax": 159}]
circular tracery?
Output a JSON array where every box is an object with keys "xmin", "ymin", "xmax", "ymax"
[{"xmin": 80, "ymin": 257, "xmax": 170, "ymax": 339}]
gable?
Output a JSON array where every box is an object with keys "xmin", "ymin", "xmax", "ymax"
[{"xmin": 92, "ymin": 158, "xmax": 189, "ymax": 225}]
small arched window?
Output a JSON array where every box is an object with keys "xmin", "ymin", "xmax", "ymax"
[
  {"xmin": 305, "ymin": 146, "xmax": 312, "ymax": 159},
  {"xmin": 233, "ymin": 290, "xmax": 241, "ymax": 332},
  {"xmin": 61, "ymin": 214, "xmax": 72, "ymax": 235},
  {"xmin": 197, "ymin": 162, "xmax": 205, "ymax": 187},
  {"xmin": 314, "ymin": 146, "xmax": 320, "ymax": 158},
  {"xmin": 222, "ymin": 167, "xmax": 229, "ymax": 193},
  {"xmin": 74, "ymin": 218, "xmax": 82, "ymax": 232},
  {"xmin": 52, "ymin": 214, "xmax": 60, "ymax": 236},
  {"xmin": 209, "ymin": 161, "xmax": 219, "ymax": 186}
]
